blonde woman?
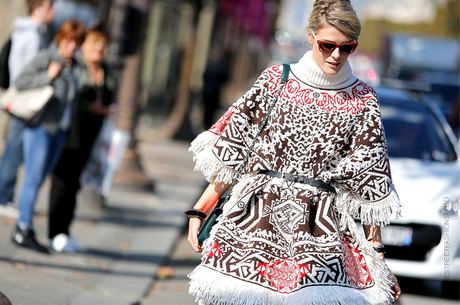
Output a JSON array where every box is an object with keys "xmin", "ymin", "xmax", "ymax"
[{"xmin": 186, "ymin": 0, "xmax": 401, "ymax": 304}]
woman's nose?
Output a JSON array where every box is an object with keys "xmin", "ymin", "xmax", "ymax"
[{"xmin": 331, "ymin": 47, "xmax": 341, "ymax": 59}]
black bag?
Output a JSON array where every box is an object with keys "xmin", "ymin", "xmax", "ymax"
[
  {"xmin": 197, "ymin": 197, "xmax": 225, "ymax": 245},
  {"xmin": 0, "ymin": 37, "xmax": 12, "ymax": 89}
]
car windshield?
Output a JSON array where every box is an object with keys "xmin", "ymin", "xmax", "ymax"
[{"xmin": 380, "ymin": 100, "xmax": 457, "ymax": 161}]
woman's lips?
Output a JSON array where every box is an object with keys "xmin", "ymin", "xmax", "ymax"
[{"xmin": 327, "ymin": 61, "xmax": 340, "ymax": 68}]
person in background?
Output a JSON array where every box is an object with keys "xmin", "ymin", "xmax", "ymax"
[
  {"xmin": 202, "ymin": 47, "xmax": 229, "ymax": 129},
  {"xmin": 0, "ymin": 0, "xmax": 55, "ymax": 218},
  {"xmin": 11, "ymin": 20, "xmax": 85, "ymax": 253},
  {"xmin": 48, "ymin": 25, "xmax": 114, "ymax": 253}
]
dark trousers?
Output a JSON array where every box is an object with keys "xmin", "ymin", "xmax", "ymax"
[
  {"xmin": 48, "ymin": 149, "xmax": 88, "ymax": 239},
  {"xmin": 48, "ymin": 116, "xmax": 102, "ymax": 239},
  {"xmin": 203, "ymin": 91, "xmax": 220, "ymax": 129}
]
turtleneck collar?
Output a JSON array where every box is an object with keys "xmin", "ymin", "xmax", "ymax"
[{"xmin": 290, "ymin": 50, "xmax": 357, "ymax": 89}]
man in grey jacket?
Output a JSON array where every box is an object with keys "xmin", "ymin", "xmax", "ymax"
[{"xmin": 0, "ymin": 0, "xmax": 55, "ymax": 217}]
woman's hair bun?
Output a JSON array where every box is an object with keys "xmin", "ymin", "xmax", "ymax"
[{"xmin": 308, "ymin": 0, "xmax": 361, "ymax": 41}]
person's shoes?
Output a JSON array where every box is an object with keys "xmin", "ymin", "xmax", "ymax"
[
  {"xmin": 0, "ymin": 290, "xmax": 12, "ymax": 305},
  {"xmin": 49, "ymin": 233, "xmax": 87, "ymax": 253},
  {"xmin": 11, "ymin": 225, "xmax": 50, "ymax": 254},
  {"xmin": 0, "ymin": 202, "xmax": 19, "ymax": 219}
]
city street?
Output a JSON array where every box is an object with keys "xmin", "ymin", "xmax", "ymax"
[
  {"xmin": 0, "ymin": 127, "xmax": 206, "ymax": 305},
  {"xmin": 0, "ymin": 0, "xmax": 458, "ymax": 304}
]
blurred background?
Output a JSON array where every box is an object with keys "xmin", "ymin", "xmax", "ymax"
[
  {"xmin": 0, "ymin": 0, "xmax": 458, "ymax": 139},
  {"xmin": 0, "ymin": 0, "xmax": 458, "ymax": 304}
]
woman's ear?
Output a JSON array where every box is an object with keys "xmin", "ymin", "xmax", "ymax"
[{"xmin": 307, "ymin": 30, "xmax": 314, "ymax": 45}]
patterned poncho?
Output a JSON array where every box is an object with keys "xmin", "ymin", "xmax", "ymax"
[{"xmin": 189, "ymin": 51, "xmax": 402, "ymax": 305}]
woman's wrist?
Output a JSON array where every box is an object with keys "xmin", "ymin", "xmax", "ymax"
[{"xmin": 185, "ymin": 208, "xmax": 206, "ymax": 221}]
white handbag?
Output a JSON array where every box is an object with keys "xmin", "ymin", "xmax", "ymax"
[{"xmin": 0, "ymin": 86, "xmax": 54, "ymax": 123}]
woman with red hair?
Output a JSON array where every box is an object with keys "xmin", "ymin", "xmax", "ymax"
[{"xmin": 11, "ymin": 20, "xmax": 85, "ymax": 253}]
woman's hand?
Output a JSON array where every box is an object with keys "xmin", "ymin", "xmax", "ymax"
[
  {"xmin": 89, "ymin": 103, "xmax": 113, "ymax": 116},
  {"xmin": 186, "ymin": 179, "xmax": 231, "ymax": 252},
  {"xmin": 187, "ymin": 218, "xmax": 202, "ymax": 253},
  {"xmin": 389, "ymin": 269, "xmax": 401, "ymax": 303},
  {"xmin": 47, "ymin": 61, "xmax": 63, "ymax": 80}
]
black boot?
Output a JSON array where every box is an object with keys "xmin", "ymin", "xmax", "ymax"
[
  {"xmin": 0, "ymin": 291, "xmax": 12, "ymax": 305},
  {"xmin": 11, "ymin": 225, "xmax": 50, "ymax": 254}
]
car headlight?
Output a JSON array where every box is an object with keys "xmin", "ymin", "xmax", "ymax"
[{"xmin": 439, "ymin": 197, "xmax": 460, "ymax": 218}]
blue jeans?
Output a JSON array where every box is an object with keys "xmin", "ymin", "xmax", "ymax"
[
  {"xmin": 17, "ymin": 126, "xmax": 66, "ymax": 227},
  {"xmin": 0, "ymin": 118, "xmax": 25, "ymax": 204}
]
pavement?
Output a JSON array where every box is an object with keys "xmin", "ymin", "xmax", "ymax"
[
  {"xmin": 0, "ymin": 124, "xmax": 458, "ymax": 305},
  {"xmin": 0, "ymin": 127, "xmax": 204, "ymax": 305}
]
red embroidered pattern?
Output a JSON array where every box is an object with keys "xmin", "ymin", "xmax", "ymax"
[
  {"xmin": 207, "ymin": 240, "xmax": 222, "ymax": 258},
  {"xmin": 209, "ymin": 107, "xmax": 236, "ymax": 135},
  {"xmin": 257, "ymin": 259, "xmax": 309, "ymax": 293},
  {"xmin": 267, "ymin": 66, "xmax": 374, "ymax": 114},
  {"xmin": 385, "ymin": 150, "xmax": 392, "ymax": 177},
  {"xmin": 343, "ymin": 234, "xmax": 372, "ymax": 288}
]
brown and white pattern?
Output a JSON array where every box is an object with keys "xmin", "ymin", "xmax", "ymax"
[{"xmin": 189, "ymin": 51, "xmax": 401, "ymax": 305}]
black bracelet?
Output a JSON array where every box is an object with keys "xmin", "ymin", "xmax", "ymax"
[
  {"xmin": 185, "ymin": 208, "xmax": 207, "ymax": 220},
  {"xmin": 373, "ymin": 244, "xmax": 386, "ymax": 254}
]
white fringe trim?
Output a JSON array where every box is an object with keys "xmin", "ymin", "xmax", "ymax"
[
  {"xmin": 189, "ymin": 266, "xmax": 393, "ymax": 305},
  {"xmin": 189, "ymin": 131, "xmax": 238, "ymax": 184},
  {"xmin": 337, "ymin": 210, "xmax": 396, "ymax": 304},
  {"xmin": 333, "ymin": 183, "xmax": 402, "ymax": 227}
]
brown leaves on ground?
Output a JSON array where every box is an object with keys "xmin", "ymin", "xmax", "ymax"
[
  {"xmin": 12, "ymin": 262, "xmax": 35, "ymax": 270},
  {"xmin": 174, "ymin": 284, "xmax": 185, "ymax": 291},
  {"xmin": 91, "ymin": 260, "xmax": 109, "ymax": 270},
  {"xmin": 73, "ymin": 272, "xmax": 86, "ymax": 280},
  {"xmin": 2, "ymin": 217, "xmax": 15, "ymax": 225},
  {"xmin": 84, "ymin": 220, "xmax": 96, "ymax": 227},
  {"xmin": 115, "ymin": 241, "xmax": 130, "ymax": 251},
  {"xmin": 156, "ymin": 266, "xmax": 174, "ymax": 279},
  {"xmin": 65, "ymin": 272, "xmax": 86, "ymax": 282}
]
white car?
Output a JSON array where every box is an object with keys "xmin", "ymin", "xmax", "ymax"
[{"xmin": 358, "ymin": 86, "xmax": 460, "ymax": 282}]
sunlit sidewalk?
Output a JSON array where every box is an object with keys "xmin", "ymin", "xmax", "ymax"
[{"xmin": 0, "ymin": 127, "xmax": 205, "ymax": 305}]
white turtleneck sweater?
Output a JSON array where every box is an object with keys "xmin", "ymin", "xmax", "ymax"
[{"xmin": 290, "ymin": 50, "xmax": 358, "ymax": 89}]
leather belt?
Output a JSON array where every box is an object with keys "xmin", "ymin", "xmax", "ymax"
[{"xmin": 259, "ymin": 170, "xmax": 336, "ymax": 194}]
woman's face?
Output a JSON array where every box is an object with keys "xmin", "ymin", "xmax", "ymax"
[
  {"xmin": 81, "ymin": 33, "xmax": 107, "ymax": 65},
  {"xmin": 34, "ymin": 0, "xmax": 55, "ymax": 24},
  {"xmin": 308, "ymin": 25, "xmax": 356, "ymax": 76},
  {"xmin": 58, "ymin": 38, "xmax": 79, "ymax": 60}
]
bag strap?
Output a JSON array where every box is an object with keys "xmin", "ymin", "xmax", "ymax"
[{"xmin": 218, "ymin": 64, "xmax": 290, "ymax": 209}]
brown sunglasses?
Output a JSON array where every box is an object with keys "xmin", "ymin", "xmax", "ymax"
[{"xmin": 312, "ymin": 32, "xmax": 358, "ymax": 55}]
